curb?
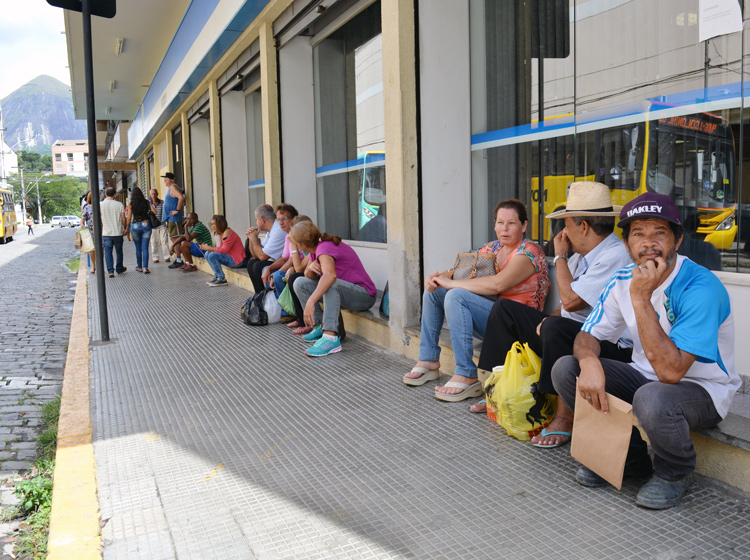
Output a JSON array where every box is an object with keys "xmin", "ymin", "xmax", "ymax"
[{"xmin": 47, "ymin": 257, "xmax": 101, "ymax": 559}]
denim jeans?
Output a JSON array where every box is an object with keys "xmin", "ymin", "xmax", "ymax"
[
  {"xmin": 552, "ymin": 356, "xmax": 723, "ymax": 480},
  {"xmin": 272, "ymin": 269, "xmax": 289, "ymax": 316},
  {"xmin": 130, "ymin": 221, "xmax": 152, "ymax": 269},
  {"xmin": 294, "ymin": 277, "xmax": 376, "ymax": 334},
  {"xmin": 205, "ymin": 252, "xmax": 236, "ymax": 281},
  {"xmin": 102, "ymin": 236, "xmax": 124, "ymax": 273},
  {"xmin": 418, "ymin": 287, "xmax": 495, "ymax": 378}
]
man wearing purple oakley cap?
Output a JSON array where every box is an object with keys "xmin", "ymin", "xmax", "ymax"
[{"xmin": 552, "ymin": 192, "xmax": 740, "ymax": 509}]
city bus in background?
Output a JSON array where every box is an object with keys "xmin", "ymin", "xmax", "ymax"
[
  {"xmin": 0, "ymin": 185, "xmax": 17, "ymax": 244},
  {"xmin": 530, "ymin": 103, "xmax": 737, "ymax": 250},
  {"xmin": 357, "ymin": 150, "xmax": 386, "ymax": 230}
]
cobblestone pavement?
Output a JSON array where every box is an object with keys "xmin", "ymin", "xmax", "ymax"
[
  {"xmin": 90, "ymin": 250, "xmax": 750, "ymax": 560},
  {"xmin": 0, "ymin": 226, "xmax": 78, "ymax": 557}
]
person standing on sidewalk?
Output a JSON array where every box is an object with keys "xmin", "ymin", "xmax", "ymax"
[
  {"xmin": 149, "ymin": 188, "xmax": 170, "ymax": 263},
  {"xmin": 126, "ymin": 188, "xmax": 152, "ymax": 273},
  {"xmin": 552, "ymin": 193, "xmax": 740, "ymax": 509},
  {"xmin": 100, "ymin": 187, "xmax": 128, "ymax": 277},
  {"xmin": 161, "ymin": 172, "xmax": 185, "ymax": 268}
]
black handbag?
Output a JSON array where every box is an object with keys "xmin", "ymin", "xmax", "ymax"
[{"xmin": 148, "ymin": 211, "xmax": 161, "ymax": 229}]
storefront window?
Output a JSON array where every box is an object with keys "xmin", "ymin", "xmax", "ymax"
[
  {"xmin": 246, "ymin": 89, "xmax": 265, "ymax": 227},
  {"xmin": 313, "ymin": 2, "xmax": 386, "ymax": 242},
  {"xmin": 470, "ymin": 0, "xmax": 748, "ymax": 272}
]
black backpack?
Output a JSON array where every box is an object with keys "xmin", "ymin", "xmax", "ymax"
[{"xmin": 241, "ymin": 289, "xmax": 269, "ymax": 326}]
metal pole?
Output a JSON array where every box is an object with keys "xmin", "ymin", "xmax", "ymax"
[
  {"xmin": 35, "ymin": 175, "xmax": 44, "ymax": 225},
  {"xmin": 19, "ymin": 167, "xmax": 26, "ymax": 223},
  {"xmin": 82, "ymin": 0, "xmax": 110, "ymax": 341}
]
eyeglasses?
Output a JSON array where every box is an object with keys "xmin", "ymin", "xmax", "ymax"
[{"xmin": 277, "ymin": 216, "xmax": 291, "ymax": 222}]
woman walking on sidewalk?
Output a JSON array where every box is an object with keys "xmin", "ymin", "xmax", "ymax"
[
  {"xmin": 126, "ymin": 188, "xmax": 153, "ymax": 273},
  {"xmin": 82, "ymin": 192, "xmax": 96, "ymax": 274}
]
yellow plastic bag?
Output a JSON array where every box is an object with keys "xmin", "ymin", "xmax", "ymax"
[{"xmin": 483, "ymin": 342, "xmax": 556, "ymax": 441}]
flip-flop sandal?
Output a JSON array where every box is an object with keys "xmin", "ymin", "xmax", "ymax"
[
  {"xmin": 435, "ymin": 380, "xmax": 483, "ymax": 402},
  {"xmin": 469, "ymin": 399, "xmax": 486, "ymax": 413},
  {"xmin": 292, "ymin": 326, "xmax": 314, "ymax": 335},
  {"xmin": 402, "ymin": 367, "xmax": 440, "ymax": 386},
  {"xmin": 531, "ymin": 428, "xmax": 572, "ymax": 449},
  {"xmin": 287, "ymin": 321, "xmax": 300, "ymax": 328}
]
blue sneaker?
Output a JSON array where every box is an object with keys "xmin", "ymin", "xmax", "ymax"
[
  {"xmin": 302, "ymin": 325, "xmax": 323, "ymax": 342},
  {"xmin": 305, "ymin": 336, "xmax": 342, "ymax": 357}
]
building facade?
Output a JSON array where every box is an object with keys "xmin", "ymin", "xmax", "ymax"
[
  {"xmin": 51, "ymin": 140, "xmax": 90, "ymax": 177},
  {"xmin": 64, "ymin": 0, "xmax": 750, "ymax": 371}
]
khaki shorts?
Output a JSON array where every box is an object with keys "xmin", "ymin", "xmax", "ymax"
[{"xmin": 166, "ymin": 221, "xmax": 183, "ymax": 237}]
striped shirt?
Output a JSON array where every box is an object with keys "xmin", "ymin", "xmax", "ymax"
[{"xmin": 189, "ymin": 221, "xmax": 213, "ymax": 246}]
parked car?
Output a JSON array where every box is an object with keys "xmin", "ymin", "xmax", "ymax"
[
  {"xmin": 51, "ymin": 216, "xmax": 64, "ymax": 227},
  {"xmin": 67, "ymin": 215, "xmax": 81, "ymax": 227}
]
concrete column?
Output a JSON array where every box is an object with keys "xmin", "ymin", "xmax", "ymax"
[
  {"xmin": 381, "ymin": 0, "xmax": 422, "ymax": 334},
  {"xmin": 181, "ymin": 112, "xmax": 193, "ymax": 212},
  {"xmin": 208, "ymin": 80, "xmax": 224, "ymax": 215},
  {"xmin": 260, "ymin": 21, "xmax": 282, "ymax": 207}
]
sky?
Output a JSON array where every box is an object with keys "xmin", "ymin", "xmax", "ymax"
[{"xmin": 0, "ymin": 0, "xmax": 70, "ymax": 100}]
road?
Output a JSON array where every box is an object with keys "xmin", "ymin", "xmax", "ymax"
[{"xmin": 0, "ymin": 226, "xmax": 79, "ymax": 476}]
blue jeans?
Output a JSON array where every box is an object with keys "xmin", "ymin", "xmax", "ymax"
[
  {"xmin": 102, "ymin": 236, "xmax": 125, "ymax": 274},
  {"xmin": 272, "ymin": 269, "xmax": 289, "ymax": 316},
  {"xmin": 294, "ymin": 277, "xmax": 376, "ymax": 335},
  {"xmin": 418, "ymin": 287, "xmax": 495, "ymax": 378},
  {"xmin": 552, "ymin": 356, "xmax": 723, "ymax": 480},
  {"xmin": 130, "ymin": 221, "xmax": 152, "ymax": 269},
  {"xmin": 205, "ymin": 252, "xmax": 236, "ymax": 281}
]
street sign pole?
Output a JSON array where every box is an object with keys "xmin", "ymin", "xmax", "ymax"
[{"xmin": 82, "ymin": 0, "xmax": 110, "ymax": 341}]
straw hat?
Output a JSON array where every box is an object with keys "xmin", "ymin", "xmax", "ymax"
[{"xmin": 546, "ymin": 181, "xmax": 623, "ymax": 219}]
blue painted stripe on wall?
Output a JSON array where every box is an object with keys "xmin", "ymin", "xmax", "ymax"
[
  {"xmin": 316, "ymin": 153, "xmax": 386, "ymax": 177},
  {"xmin": 142, "ymin": 0, "xmax": 221, "ymax": 117},
  {"xmin": 248, "ymin": 179, "xmax": 265, "ymax": 186},
  {"xmin": 471, "ymin": 81, "xmax": 746, "ymax": 149}
]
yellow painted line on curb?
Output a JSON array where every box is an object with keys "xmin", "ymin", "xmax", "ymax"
[{"xmin": 47, "ymin": 257, "xmax": 102, "ymax": 560}]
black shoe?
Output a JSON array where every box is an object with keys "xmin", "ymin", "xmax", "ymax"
[
  {"xmin": 338, "ymin": 312, "xmax": 346, "ymax": 342},
  {"xmin": 206, "ymin": 277, "xmax": 218, "ymax": 285},
  {"xmin": 635, "ymin": 474, "xmax": 694, "ymax": 509},
  {"xmin": 576, "ymin": 459, "xmax": 652, "ymax": 488},
  {"xmin": 168, "ymin": 260, "xmax": 183, "ymax": 269},
  {"xmin": 108, "ymin": 272, "xmax": 115, "ymax": 278},
  {"xmin": 207, "ymin": 278, "xmax": 228, "ymax": 287},
  {"xmin": 117, "ymin": 267, "xmax": 127, "ymax": 274}
]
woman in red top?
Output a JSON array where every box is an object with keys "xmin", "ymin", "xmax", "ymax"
[{"xmin": 200, "ymin": 215, "xmax": 245, "ymax": 287}]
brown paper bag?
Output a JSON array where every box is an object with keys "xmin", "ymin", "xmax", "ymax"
[{"xmin": 570, "ymin": 386, "xmax": 633, "ymax": 490}]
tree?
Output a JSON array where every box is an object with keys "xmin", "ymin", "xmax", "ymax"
[
  {"xmin": 6, "ymin": 174, "xmax": 86, "ymax": 219},
  {"xmin": 16, "ymin": 151, "xmax": 52, "ymax": 173}
]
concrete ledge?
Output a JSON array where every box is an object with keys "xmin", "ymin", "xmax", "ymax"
[{"xmin": 48, "ymin": 257, "xmax": 101, "ymax": 560}]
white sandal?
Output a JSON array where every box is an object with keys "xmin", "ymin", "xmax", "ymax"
[
  {"xmin": 435, "ymin": 380, "xmax": 483, "ymax": 402},
  {"xmin": 402, "ymin": 367, "xmax": 440, "ymax": 386}
]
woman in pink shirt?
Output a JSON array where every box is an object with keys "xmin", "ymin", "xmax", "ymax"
[
  {"xmin": 200, "ymin": 215, "xmax": 245, "ymax": 287},
  {"xmin": 289, "ymin": 221, "xmax": 377, "ymax": 357}
]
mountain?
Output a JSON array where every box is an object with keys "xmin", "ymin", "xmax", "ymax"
[{"xmin": 0, "ymin": 75, "xmax": 87, "ymax": 156}]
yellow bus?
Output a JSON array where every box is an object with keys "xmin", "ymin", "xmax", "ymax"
[
  {"xmin": 0, "ymin": 186, "xmax": 17, "ymax": 244},
  {"xmin": 527, "ymin": 103, "xmax": 736, "ymax": 250}
]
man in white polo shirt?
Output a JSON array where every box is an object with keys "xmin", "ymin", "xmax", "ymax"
[
  {"xmin": 100, "ymin": 186, "xmax": 128, "ymax": 277},
  {"xmin": 552, "ymin": 192, "xmax": 739, "ymax": 509}
]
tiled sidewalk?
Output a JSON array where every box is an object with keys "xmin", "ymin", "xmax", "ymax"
[{"xmin": 88, "ymin": 252, "xmax": 750, "ymax": 560}]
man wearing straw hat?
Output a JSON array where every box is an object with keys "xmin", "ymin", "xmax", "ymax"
[
  {"xmin": 476, "ymin": 181, "xmax": 633, "ymax": 448},
  {"xmin": 552, "ymin": 192, "xmax": 739, "ymax": 508}
]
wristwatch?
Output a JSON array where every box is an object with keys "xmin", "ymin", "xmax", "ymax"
[{"xmin": 553, "ymin": 254, "xmax": 568, "ymax": 264}]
